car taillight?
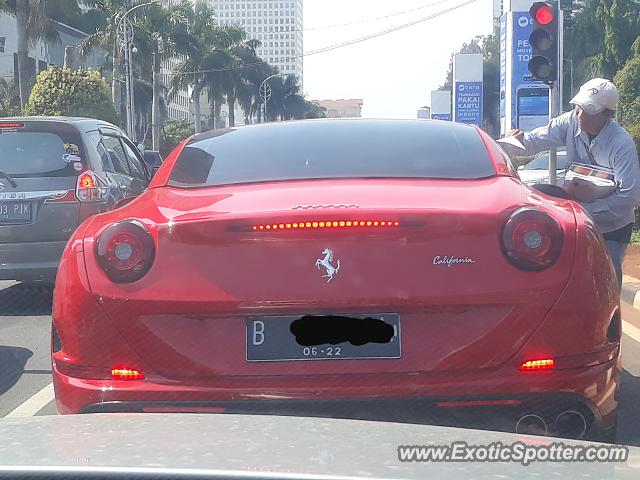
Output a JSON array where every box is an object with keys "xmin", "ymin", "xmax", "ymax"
[
  {"xmin": 252, "ymin": 220, "xmax": 400, "ymax": 231},
  {"xmin": 111, "ymin": 367, "xmax": 144, "ymax": 380},
  {"xmin": 96, "ymin": 221, "xmax": 155, "ymax": 283},
  {"xmin": 501, "ymin": 207, "xmax": 563, "ymax": 271},
  {"xmin": 520, "ymin": 358, "xmax": 555, "ymax": 371},
  {"xmin": 76, "ymin": 171, "xmax": 107, "ymax": 202}
]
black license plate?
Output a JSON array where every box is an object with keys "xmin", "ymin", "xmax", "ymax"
[
  {"xmin": 0, "ymin": 202, "xmax": 31, "ymax": 223},
  {"xmin": 246, "ymin": 314, "xmax": 401, "ymax": 362}
]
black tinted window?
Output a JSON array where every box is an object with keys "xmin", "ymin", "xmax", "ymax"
[
  {"xmin": 102, "ymin": 136, "xmax": 131, "ymax": 175},
  {"xmin": 0, "ymin": 131, "xmax": 82, "ymax": 177},
  {"xmin": 168, "ymin": 120, "xmax": 495, "ymax": 187},
  {"xmin": 121, "ymin": 139, "xmax": 148, "ymax": 180}
]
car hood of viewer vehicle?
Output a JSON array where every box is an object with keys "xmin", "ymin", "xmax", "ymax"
[{"xmin": 0, "ymin": 414, "xmax": 638, "ymax": 479}]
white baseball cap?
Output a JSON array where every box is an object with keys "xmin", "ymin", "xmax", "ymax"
[{"xmin": 570, "ymin": 78, "xmax": 619, "ymax": 115}]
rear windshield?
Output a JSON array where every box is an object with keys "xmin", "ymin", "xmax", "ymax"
[
  {"xmin": 0, "ymin": 130, "xmax": 83, "ymax": 177},
  {"xmin": 168, "ymin": 120, "xmax": 495, "ymax": 187}
]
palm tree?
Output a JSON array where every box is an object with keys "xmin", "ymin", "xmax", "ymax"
[
  {"xmin": 265, "ymin": 74, "xmax": 300, "ymax": 121},
  {"xmin": 130, "ymin": 0, "xmax": 191, "ymax": 139},
  {"xmin": 225, "ymin": 38, "xmax": 262, "ymax": 127},
  {"xmin": 0, "ymin": 0, "xmax": 65, "ymax": 111},
  {"xmin": 81, "ymin": 0, "xmax": 135, "ymax": 122},
  {"xmin": 168, "ymin": 0, "xmax": 219, "ymax": 133},
  {"xmin": 201, "ymin": 24, "xmax": 246, "ymax": 129}
]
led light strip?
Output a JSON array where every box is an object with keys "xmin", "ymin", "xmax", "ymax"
[{"xmin": 252, "ymin": 220, "xmax": 400, "ymax": 231}]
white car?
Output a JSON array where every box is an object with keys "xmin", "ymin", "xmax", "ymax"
[{"xmin": 518, "ymin": 150, "xmax": 568, "ymax": 186}]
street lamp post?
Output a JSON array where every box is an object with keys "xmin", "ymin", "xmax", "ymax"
[
  {"xmin": 259, "ymin": 73, "xmax": 279, "ymax": 123},
  {"xmin": 115, "ymin": 1, "xmax": 157, "ymax": 138}
]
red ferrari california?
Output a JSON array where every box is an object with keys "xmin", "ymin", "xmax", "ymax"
[{"xmin": 52, "ymin": 119, "xmax": 620, "ymax": 441}]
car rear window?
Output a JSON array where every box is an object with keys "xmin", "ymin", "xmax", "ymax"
[
  {"xmin": 0, "ymin": 128, "xmax": 84, "ymax": 177},
  {"xmin": 168, "ymin": 120, "xmax": 495, "ymax": 187}
]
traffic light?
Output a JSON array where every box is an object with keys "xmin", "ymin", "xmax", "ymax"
[{"xmin": 528, "ymin": 1, "xmax": 560, "ymax": 83}]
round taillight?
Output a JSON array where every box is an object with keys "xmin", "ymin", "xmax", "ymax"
[
  {"xmin": 502, "ymin": 208, "xmax": 563, "ymax": 271},
  {"xmin": 96, "ymin": 221, "xmax": 155, "ymax": 283}
]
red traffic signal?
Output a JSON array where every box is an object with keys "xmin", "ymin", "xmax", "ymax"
[
  {"xmin": 531, "ymin": 3, "xmax": 555, "ymax": 25},
  {"xmin": 528, "ymin": 1, "xmax": 560, "ymax": 83}
]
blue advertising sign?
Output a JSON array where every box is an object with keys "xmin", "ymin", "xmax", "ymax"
[
  {"xmin": 454, "ymin": 81, "xmax": 483, "ymax": 126},
  {"xmin": 431, "ymin": 113, "xmax": 452, "ymax": 121},
  {"xmin": 512, "ymin": 12, "xmax": 533, "ymax": 85},
  {"xmin": 510, "ymin": 12, "xmax": 549, "ymax": 130}
]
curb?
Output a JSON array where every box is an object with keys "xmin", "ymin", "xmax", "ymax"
[{"xmin": 621, "ymin": 274, "xmax": 640, "ymax": 309}]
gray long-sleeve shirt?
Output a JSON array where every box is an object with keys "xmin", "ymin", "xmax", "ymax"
[{"xmin": 504, "ymin": 110, "xmax": 640, "ymax": 234}]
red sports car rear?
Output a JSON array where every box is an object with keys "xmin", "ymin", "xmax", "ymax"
[{"xmin": 52, "ymin": 119, "xmax": 621, "ymax": 441}]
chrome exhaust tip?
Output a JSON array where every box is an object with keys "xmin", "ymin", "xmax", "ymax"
[
  {"xmin": 515, "ymin": 414, "xmax": 548, "ymax": 436},
  {"xmin": 554, "ymin": 410, "xmax": 588, "ymax": 439}
]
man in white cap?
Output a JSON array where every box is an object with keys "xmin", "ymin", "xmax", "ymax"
[{"xmin": 504, "ymin": 78, "xmax": 640, "ymax": 289}]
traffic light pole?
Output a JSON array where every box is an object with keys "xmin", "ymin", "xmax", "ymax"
[
  {"xmin": 548, "ymin": 82, "xmax": 558, "ymax": 185},
  {"xmin": 548, "ymin": 7, "xmax": 563, "ymax": 186}
]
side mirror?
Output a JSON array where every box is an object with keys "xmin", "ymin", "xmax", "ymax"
[
  {"xmin": 517, "ymin": 165, "xmax": 524, "ymax": 171},
  {"xmin": 143, "ymin": 150, "xmax": 163, "ymax": 168}
]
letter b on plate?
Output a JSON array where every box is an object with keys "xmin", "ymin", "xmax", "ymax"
[{"xmin": 252, "ymin": 320, "xmax": 265, "ymax": 345}]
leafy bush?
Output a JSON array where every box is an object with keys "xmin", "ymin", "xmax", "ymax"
[
  {"xmin": 627, "ymin": 124, "xmax": 640, "ymax": 155},
  {"xmin": 25, "ymin": 67, "xmax": 118, "ymax": 124},
  {"xmin": 161, "ymin": 120, "xmax": 193, "ymax": 158},
  {"xmin": 614, "ymin": 55, "xmax": 640, "ymax": 129}
]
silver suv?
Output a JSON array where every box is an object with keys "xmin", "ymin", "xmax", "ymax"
[{"xmin": 0, "ymin": 117, "xmax": 151, "ymax": 282}]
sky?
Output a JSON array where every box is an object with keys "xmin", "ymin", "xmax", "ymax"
[{"xmin": 303, "ymin": 0, "xmax": 495, "ymax": 118}]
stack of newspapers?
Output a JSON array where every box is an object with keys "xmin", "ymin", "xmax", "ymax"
[{"xmin": 564, "ymin": 163, "xmax": 618, "ymax": 200}]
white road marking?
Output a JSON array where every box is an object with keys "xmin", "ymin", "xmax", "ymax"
[
  {"xmin": 623, "ymin": 320, "xmax": 640, "ymax": 344},
  {"xmin": 5, "ymin": 383, "xmax": 55, "ymax": 418},
  {"xmin": 0, "ymin": 280, "xmax": 17, "ymax": 292}
]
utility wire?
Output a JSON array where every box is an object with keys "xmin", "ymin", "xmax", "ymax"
[{"xmin": 172, "ymin": 0, "xmax": 479, "ymax": 77}]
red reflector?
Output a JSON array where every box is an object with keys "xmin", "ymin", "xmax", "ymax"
[
  {"xmin": 111, "ymin": 368, "xmax": 144, "ymax": 380},
  {"xmin": 0, "ymin": 122, "xmax": 24, "ymax": 128},
  {"xmin": 519, "ymin": 358, "xmax": 555, "ymax": 371},
  {"xmin": 535, "ymin": 4, "xmax": 554, "ymax": 24},
  {"xmin": 252, "ymin": 220, "xmax": 401, "ymax": 231},
  {"xmin": 436, "ymin": 399, "xmax": 523, "ymax": 408}
]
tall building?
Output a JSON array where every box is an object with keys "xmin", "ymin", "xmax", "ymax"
[{"xmin": 208, "ymin": 1, "xmax": 304, "ymax": 84}]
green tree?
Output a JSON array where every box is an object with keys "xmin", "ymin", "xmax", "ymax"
[
  {"xmin": 131, "ymin": 1, "xmax": 192, "ymax": 137},
  {"xmin": 283, "ymin": 95, "xmax": 327, "ymax": 120},
  {"xmin": 168, "ymin": 0, "xmax": 219, "ymax": 133},
  {"xmin": 201, "ymin": 24, "xmax": 246, "ymax": 129},
  {"xmin": 613, "ymin": 55, "xmax": 640, "ymax": 127},
  {"xmin": 593, "ymin": 0, "xmax": 640, "ymax": 78},
  {"xmin": 0, "ymin": 78, "xmax": 20, "ymax": 116},
  {"xmin": 0, "ymin": 0, "xmax": 68, "ymax": 111},
  {"xmin": 25, "ymin": 67, "xmax": 118, "ymax": 123},
  {"xmin": 264, "ymin": 74, "xmax": 300, "ymax": 121},
  {"xmin": 81, "ymin": 0, "xmax": 148, "ymax": 122},
  {"xmin": 563, "ymin": 0, "xmax": 640, "ymax": 102},
  {"xmin": 161, "ymin": 120, "xmax": 192, "ymax": 157}
]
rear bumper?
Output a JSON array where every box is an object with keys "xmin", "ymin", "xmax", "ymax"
[
  {"xmin": 0, "ymin": 241, "xmax": 67, "ymax": 281},
  {"xmin": 52, "ymin": 352, "xmax": 620, "ymax": 441}
]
